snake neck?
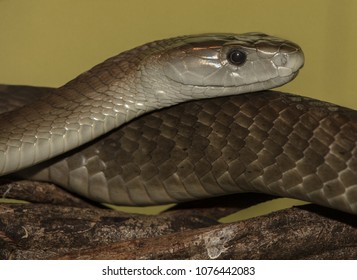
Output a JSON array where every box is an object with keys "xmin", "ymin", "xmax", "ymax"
[{"xmin": 53, "ymin": 55, "xmax": 184, "ymax": 124}]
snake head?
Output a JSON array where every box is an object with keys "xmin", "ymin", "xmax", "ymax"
[{"xmin": 146, "ymin": 33, "xmax": 304, "ymax": 99}]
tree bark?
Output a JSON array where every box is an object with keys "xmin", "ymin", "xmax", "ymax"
[{"xmin": 1, "ymin": 179, "xmax": 356, "ymax": 260}]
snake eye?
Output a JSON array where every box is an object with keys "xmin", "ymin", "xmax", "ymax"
[{"xmin": 227, "ymin": 49, "xmax": 247, "ymax": 66}]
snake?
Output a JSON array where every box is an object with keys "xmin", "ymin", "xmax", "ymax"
[{"xmin": 1, "ymin": 33, "xmax": 356, "ymax": 215}]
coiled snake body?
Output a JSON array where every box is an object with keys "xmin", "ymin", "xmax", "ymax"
[{"xmin": 1, "ymin": 33, "xmax": 356, "ymax": 214}]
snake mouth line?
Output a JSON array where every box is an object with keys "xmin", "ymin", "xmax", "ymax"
[{"xmin": 165, "ymin": 71, "xmax": 299, "ymax": 89}]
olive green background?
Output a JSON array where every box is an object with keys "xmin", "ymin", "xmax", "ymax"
[{"xmin": 0, "ymin": 0, "xmax": 356, "ymax": 219}]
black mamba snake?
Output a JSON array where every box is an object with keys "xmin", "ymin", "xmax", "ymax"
[{"xmin": 1, "ymin": 33, "xmax": 356, "ymax": 214}]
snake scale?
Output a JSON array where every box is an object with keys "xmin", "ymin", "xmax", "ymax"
[{"xmin": 1, "ymin": 33, "xmax": 356, "ymax": 214}]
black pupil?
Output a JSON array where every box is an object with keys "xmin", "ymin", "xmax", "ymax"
[{"xmin": 228, "ymin": 50, "xmax": 246, "ymax": 65}]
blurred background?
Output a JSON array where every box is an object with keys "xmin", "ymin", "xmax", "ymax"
[{"xmin": 0, "ymin": 0, "xmax": 356, "ymax": 220}]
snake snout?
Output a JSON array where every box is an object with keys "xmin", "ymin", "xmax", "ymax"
[{"xmin": 273, "ymin": 42, "xmax": 304, "ymax": 77}]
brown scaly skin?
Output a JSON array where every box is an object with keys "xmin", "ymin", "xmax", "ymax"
[{"xmin": 3, "ymin": 86, "xmax": 354, "ymax": 214}]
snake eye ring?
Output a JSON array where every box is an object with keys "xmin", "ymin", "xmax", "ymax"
[{"xmin": 227, "ymin": 49, "xmax": 247, "ymax": 66}]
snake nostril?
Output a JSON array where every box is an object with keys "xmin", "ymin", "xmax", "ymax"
[{"xmin": 273, "ymin": 53, "xmax": 288, "ymax": 67}]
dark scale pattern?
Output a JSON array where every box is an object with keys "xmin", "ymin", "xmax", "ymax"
[{"xmin": 23, "ymin": 91, "xmax": 357, "ymax": 214}]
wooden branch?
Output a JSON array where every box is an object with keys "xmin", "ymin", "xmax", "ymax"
[
  {"xmin": 0, "ymin": 179, "xmax": 356, "ymax": 260},
  {"xmin": 0, "ymin": 179, "xmax": 97, "ymax": 208},
  {"xmin": 57, "ymin": 206, "xmax": 357, "ymax": 260},
  {"xmin": 0, "ymin": 202, "xmax": 220, "ymax": 259}
]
